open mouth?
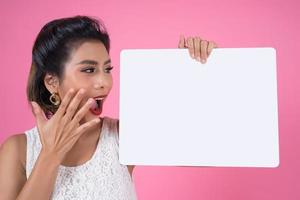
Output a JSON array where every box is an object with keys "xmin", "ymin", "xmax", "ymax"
[{"xmin": 89, "ymin": 97, "xmax": 106, "ymax": 115}]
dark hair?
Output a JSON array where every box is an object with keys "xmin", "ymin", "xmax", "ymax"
[{"xmin": 27, "ymin": 15, "xmax": 110, "ymax": 115}]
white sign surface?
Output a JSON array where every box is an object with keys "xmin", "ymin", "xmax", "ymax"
[{"xmin": 119, "ymin": 48, "xmax": 279, "ymax": 167}]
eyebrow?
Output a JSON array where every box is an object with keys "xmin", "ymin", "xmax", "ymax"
[{"xmin": 76, "ymin": 59, "xmax": 111, "ymax": 66}]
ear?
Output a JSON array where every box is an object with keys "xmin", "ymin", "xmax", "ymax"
[{"xmin": 44, "ymin": 73, "xmax": 60, "ymax": 94}]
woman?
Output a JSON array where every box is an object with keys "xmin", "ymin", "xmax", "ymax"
[{"xmin": 0, "ymin": 15, "xmax": 217, "ymax": 199}]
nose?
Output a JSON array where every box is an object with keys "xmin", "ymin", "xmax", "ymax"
[{"xmin": 93, "ymin": 74, "xmax": 110, "ymax": 90}]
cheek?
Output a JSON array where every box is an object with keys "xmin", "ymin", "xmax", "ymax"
[{"xmin": 60, "ymin": 75, "xmax": 90, "ymax": 92}]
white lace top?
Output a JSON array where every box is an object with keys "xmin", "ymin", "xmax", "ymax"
[{"xmin": 25, "ymin": 116, "xmax": 137, "ymax": 200}]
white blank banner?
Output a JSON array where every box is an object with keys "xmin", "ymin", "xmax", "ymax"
[{"xmin": 119, "ymin": 48, "xmax": 279, "ymax": 168}]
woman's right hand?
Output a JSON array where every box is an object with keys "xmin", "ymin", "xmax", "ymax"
[{"xmin": 30, "ymin": 88, "xmax": 100, "ymax": 164}]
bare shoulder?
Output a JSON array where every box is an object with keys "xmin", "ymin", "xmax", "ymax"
[
  {"xmin": 0, "ymin": 133, "xmax": 27, "ymax": 168},
  {"xmin": 0, "ymin": 134, "xmax": 27, "ymax": 199},
  {"xmin": 1, "ymin": 134, "xmax": 26, "ymax": 152}
]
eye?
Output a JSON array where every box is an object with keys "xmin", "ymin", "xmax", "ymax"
[
  {"xmin": 81, "ymin": 67, "xmax": 96, "ymax": 73},
  {"xmin": 105, "ymin": 66, "xmax": 114, "ymax": 73}
]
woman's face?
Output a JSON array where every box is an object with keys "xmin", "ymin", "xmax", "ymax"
[{"xmin": 57, "ymin": 41, "xmax": 113, "ymax": 122}]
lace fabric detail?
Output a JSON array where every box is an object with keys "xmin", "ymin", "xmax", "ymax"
[{"xmin": 25, "ymin": 116, "xmax": 137, "ymax": 200}]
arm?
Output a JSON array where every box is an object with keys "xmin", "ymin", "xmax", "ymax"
[
  {"xmin": 117, "ymin": 120, "xmax": 135, "ymax": 176},
  {"xmin": 0, "ymin": 134, "xmax": 60, "ymax": 200},
  {"xmin": 0, "ymin": 135, "xmax": 26, "ymax": 200}
]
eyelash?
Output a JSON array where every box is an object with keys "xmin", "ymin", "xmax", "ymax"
[{"xmin": 81, "ymin": 66, "xmax": 114, "ymax": 73}]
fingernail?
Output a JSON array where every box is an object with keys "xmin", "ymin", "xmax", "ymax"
[
  {"xmin": 201, "ymin": 59, "xmax": 206, "ymax": 64},
  {"xmin": 191, "ymin": 53, "xmax": 195, "ymax": 58},
  {"xmin": 196, "ymin": 57, "xmax": 201, "ymax": 61}
]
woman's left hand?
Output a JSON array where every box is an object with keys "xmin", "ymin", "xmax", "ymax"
[{"xmin": 178, "ymin": 35, "xmax": 218, "ymax": 64}]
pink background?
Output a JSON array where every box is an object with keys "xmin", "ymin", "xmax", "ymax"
[{"xmin": 1, "ymin": 0, "xmax": 299, "ymax": 199}]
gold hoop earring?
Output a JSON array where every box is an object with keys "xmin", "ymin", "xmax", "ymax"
[{"xmin": 49, "ymin": 93, "xmax": 61, "ymax": 106}]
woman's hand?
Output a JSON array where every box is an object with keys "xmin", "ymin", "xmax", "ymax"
[
  {"xmin": 178, "ymin": 35, "xmax": 218, "ymax": 64},
  {"xmin": 30, "ymin": 88, "xmax": 100, "ymax": 164}
]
